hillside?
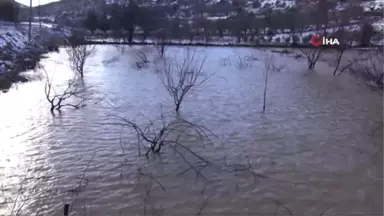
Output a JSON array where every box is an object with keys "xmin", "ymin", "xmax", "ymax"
[{"xmin": 28, "ymin": 0, "xmax": 383, "ymax": 18}]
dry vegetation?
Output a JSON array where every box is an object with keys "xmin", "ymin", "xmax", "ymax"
[
  {"xmin": 157, "ymin": 48, "xmax": 211, "ymax": 113},
  {"xmin": 66, "ymin": 44, "xmax": 97, "ymax": 78}
]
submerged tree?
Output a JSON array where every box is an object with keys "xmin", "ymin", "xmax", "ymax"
[
  {"xmin": 158, "ymin": 48, "xmax": 210, "ymax": 113},
  {"xmin": 261, "ymin": 51, "xmax": 284, "ymax": 112},
  {"xmin": 349, "ymin": 48, "xmax": 384, "ymax": 90},
  {"xmin": 44, "ymin": 74, "xmax": 94, "ymax": 112},
  {"xmin": 66, "ymin": 44, "xmax": 97, "ymax": 78},
  {"xmin": 300, "ymin": 38, "xmax": 323, "ymax": 70}
]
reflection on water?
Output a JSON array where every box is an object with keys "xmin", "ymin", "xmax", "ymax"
[{"xmin": 0, "ymin": 46, "xmax": 382, "ymax": 216}]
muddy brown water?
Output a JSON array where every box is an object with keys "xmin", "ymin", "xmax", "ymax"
[{"xmin": 0, "ymin": 46, "xmax": 382, "ymax": 216}]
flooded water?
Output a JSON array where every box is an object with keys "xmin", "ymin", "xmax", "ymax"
[{"xmin": 0, "ymin": 46, "xmax": 383, "ymax": 216}]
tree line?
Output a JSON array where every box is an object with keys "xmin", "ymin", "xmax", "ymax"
[
  {"xmin": 0, "ymin": 0, "xmax": 382, "ymax": 46},
  {"xmin": 80, "ymin": 0, "xmax": 382, "ymax": 46}
]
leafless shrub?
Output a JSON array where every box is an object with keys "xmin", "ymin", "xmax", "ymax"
[
  {"xmin": 42, "ymin": 68, "xmax": 95, "ymax": 112},
  {"xmin": 106, "ymin": 109, "xmax": 221, "ymax": 185},
  {"xmin": 261, "ymin": 51, "xmax": 285, "ymax": 112},
  {"xmin": 349, "ymin": 48, "xmax": 383, "ymax": 90},
  {"xmin": 134, "ymin": 50, "xmax": 150, "ymax": 70},
  {"xmin": 331, "ymin": 48, "xmax": 366, "ymax": 76},
  {"xmin": 111, "ymin": 113, "xmax": 217, "ymax": 157},
  {"xmin": 66, "ymin": 44, "xmax": 96, "ymax": 78},
  {"xmin": 233, "ymin": 55, "xmax": 251, "ymax": 70},
  {"xmin": 157, "ymin": 48, "xmax": 210, "ymax": 113},
  {"xmin": 300, "ymin": 48, "xmax": 322, "ymax": 70}
]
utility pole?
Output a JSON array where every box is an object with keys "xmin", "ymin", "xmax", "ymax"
[
  {"xmin": 28, "ymin": 0, "xmax": 32, "ymax": 41},
  {"xmin": 13, "ymin": 0, "xmax": 18, "ymax": 28},
  {"xmin": 38, "ymin": 0, "xmax": 41, "ymax": 29}
]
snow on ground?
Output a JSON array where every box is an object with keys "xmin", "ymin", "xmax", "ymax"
[
  {"xmin": 0, "ymin": 22, "xmax": 70, "ymax": 74},
  {"xmin": 373, "ymin": 20, "xmax": 384, "ymax": 31}
]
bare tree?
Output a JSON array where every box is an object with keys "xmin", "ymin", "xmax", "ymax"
[
  {"xmin": 66, "ymin": 44, "xmax": 97, "ymax": 78},
  {"xmin": 261, "ymin": 51, "xmax": 284, "ymax": 112},
  {"xmin": 158, "ymin": 48, "xmax": 210, "ymax": 113},
  {"xmin": 107, "ymin": 110, "xmax": 221, "ymax": 186},
  {"xmin": 330, "ymin": 1, "xmax": 365, "ymax": 76},
  {"xmin": 298, "ymin": 0, "xmax": 332, "ymax": 70},
  {"xmin": 300, "ymin": 47, "xmax": 322, "ymax": 70},
  {"xmin": 349, "ymin": 48, "xmax": 383, "ymax": 90},
  {"xmin": 111, "ymin": 112, "xmax": 217, "ymax": 158},
  {"xmin": 43, "ymin": 69, "xmax": 94, "ymax": 112},
  {"xmin": 332, "ymin": 47, "xmax": 366, "ymax": 76}
]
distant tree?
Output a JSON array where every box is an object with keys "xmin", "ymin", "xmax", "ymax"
[
  {"xmin": 231, "ymin": 0, "xmax": 246, "ymax": 13},
  {"xmin": 314, "ymin": 0, "xmax": 333, "ymax": 37},
  {"xmin": 156, "ymin": 29, "xmax": 168, "ymax": 57},
  {"xmin": 98, "ymin": 13, "xmax": 110, "ymax": 34},
  {"xmin": 29, "ymin": 0, "xmax": 32, "ymax": 41},
  {"xmin": 137, "ymin": 7, "xmax": 156, "ymax": 41},
  {"xmin": 284, "ymin": 7, "xmax": 300, "ymax": 45},
  {"xmin": 252, "ymin": 1, "xmax": 261, "ymax": 8},
  {"xmin": 215, "ymin": 19, "xmax": 227, "ymax": 38},
  {"xmin": 360, "ymin": 22, "xmax": 375, "ymax": 47},
  {"xmin": 123, "ymin": 2, "xmax": 140, "ymax": 44},
  {"xmin": 231, "ymin": 11, "xmax": 251, "ymax": 43},
  {"xmin": 84, "ymin": 10, "xmax": 99, "ymax": 34},
  {"xmin": 0, "ymin": 0, "xmax": 19, "ymax": 23},
  {"xmin": 260, "ymin": 6, "xmax": 273, "ymax": 32},
  {"xmin": 108, "ymin": 3, "xmax": 124, "ymax": 38}
]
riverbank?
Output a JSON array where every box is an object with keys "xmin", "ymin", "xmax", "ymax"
[{"xmin": 0, "ymin": 22, "xmax": 70, "ymax": 92}]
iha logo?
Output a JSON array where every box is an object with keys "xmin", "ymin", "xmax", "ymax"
[{"xmin": 310, "ymin": 36, "xmax": 340, "ymax": 47}]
